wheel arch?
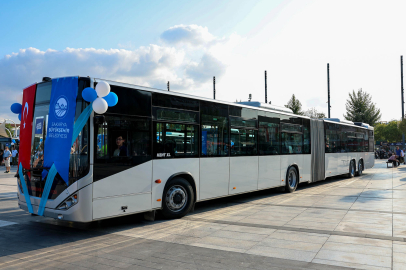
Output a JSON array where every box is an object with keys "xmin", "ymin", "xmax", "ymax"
[
  {"xmin": 358, "ymin": 158, "xmax": 364, "ymax": 170},
  {"xmin": 165, "ymin": 172, "xmax": 197, "ymax": 203},
  {"xmin": 285, "ymin": 163, "xmax": 300, "ymax": 179}
]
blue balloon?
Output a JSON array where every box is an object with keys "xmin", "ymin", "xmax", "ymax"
[
  {"xmin": 103, "ymin": 92, "xmax": 118, "ymax": 107},
  {"xmin": 12, "ymin": 139, "xmax": 16, "ymax": 144},
  {"xmin": 11, "ymin": 103, "xmax": 22, "ymax": 114},
  {"xmin": 18, "ymin": 113, "xmax": 21, "ymax": 121},
  {"xmin": 82, "ymin": 87, "xmax": 98, "ymax": 102}
]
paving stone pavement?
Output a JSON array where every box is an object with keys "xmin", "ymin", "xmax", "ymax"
[{"xmin": 1, "ymin": 160, "xmax": 406, "ymax": 269}]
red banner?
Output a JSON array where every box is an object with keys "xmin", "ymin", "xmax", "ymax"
[{"xmin": 19, "ymin": 84, "xmax": 36, "ymax": 169}]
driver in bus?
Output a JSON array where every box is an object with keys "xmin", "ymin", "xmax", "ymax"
[{"xmin": 114, "ymin": 135, "xmax": 128, "ymax": 157}]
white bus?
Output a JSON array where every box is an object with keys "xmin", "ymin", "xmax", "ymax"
[{"xmin": 17, "ymin": 76, "xmax": 375, "ymax": 222}]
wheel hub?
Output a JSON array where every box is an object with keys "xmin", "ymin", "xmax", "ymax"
[
  {"xmin": 166, "ymin": 185, "xmax": 187, "ymax": 212},
  {"xmin": 288, "ymin": 171, "xmax": 297, "ymax": 188}
]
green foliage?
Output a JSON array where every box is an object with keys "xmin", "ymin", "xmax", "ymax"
[
  {"xmin": 399, "ymin": 118, "xmax": 406, "ymax": 135},
  {"xmin": 343, "ymin": 88, "xmax": 381, "ymax": 126},
  {"xmin": 303, "ymin": 107, "xmax": 326, "ymax": 119},
  {"xmin": 373, "ymin": 123, "xmax": 386, "ymax": 142},
  {"xmin": 374, "ymin": 121, "xmax": 402, "ymax": 143},
  {"xmin": 285, "ymin": 94, "xmax": 304, "ymax": 115}
]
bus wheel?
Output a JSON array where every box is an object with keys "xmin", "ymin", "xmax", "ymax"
[
  {"xmin": 356, "ymin": 160, "xmax": 363, "ymax": 176},
  {"xmin": 162, "ymin": 177, "xmax": 194, "ymax": 219},
  {"xmin": 285, "ymin": 167, "xmax": 298, "ymax": 193},
  {"xmin": 348, "ymin": 161, "xmax": 355, "ymax": 178}
]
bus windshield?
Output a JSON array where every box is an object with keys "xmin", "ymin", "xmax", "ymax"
[{"xmin": 19, "ymin": 78, "xmax": 91, "ymax": 200}]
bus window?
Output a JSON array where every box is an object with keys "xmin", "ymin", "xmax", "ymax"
[
  {"xmin": 201, "ymin": 102, "xmax": 229, "ymax": 157},
  {"xmin": 303, "ymin": 119, "xmax": 311, "ymax": 154},
  {"xmin": 94, "ymin": 116, "xmax": 152, "ymax": 181},
  {"xmin": 153, "ymin": 123, "xmax": 198, "ymax": 158},
  {"xmin": 258, "ymin": 116, "xmax": 280, "ymax": 155},
  {"xmin": 281, "ymin": 124, "xmax": 303, "ymax": 154},
  {"xmin": 363, "ymin": 130, "xmax": 369, "ymax": 152},
  {"xmin": 368, "ymin": 130, "xmax": 374, "ymax": 152},
  {"xmin": 230, "ymin": 117, "xmax": 257, "ymax": 156}
]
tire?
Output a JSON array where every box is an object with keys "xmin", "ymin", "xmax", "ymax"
[
  {"xmin": 161, "ymin": 177, "xmax": 194, "ymax": 219},
  {"xmin": 348, "ymin": 160, "xmax": 355, "ymax": 178},
  {"xmin": 356, "ymin": 160, "xmax": 363, "ymax": 176},
  {"xmin": 285, "ymin": 166, "xmax": 299, "ymax": 193}
]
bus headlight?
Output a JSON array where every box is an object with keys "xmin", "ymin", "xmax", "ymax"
[{"xmin": 57, "ymin": 193, "xmax": 78, "ymax": 210}]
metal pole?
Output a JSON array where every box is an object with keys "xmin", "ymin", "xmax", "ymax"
[
  {"xmin": 265, "ymin": 70, "xmax": 268, "ymax": 103},
  {"xmin": 401, "ymin": 56, "xmax": 405, "ymax": 150},
  {"xmin": 213, "ymin": 76, "xmax": 216, "ymax": 99},
  {"xmin": 167, "ymin": 81, "xmax": 170, "ymax": 91},
  {"xmin": 327, "ymin": 63, "xmax": 331, "ymax": 118}
]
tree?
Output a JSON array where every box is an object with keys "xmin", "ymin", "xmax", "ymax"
[
  {"xmin": 373, "ymin": 123, "xmax": 386, "ymax": 142},
  {"xmin": 285, "ymin": 94, "xmax": 303, "ymax": 115},
  {"xmin": 303, "ymin": 107, "xmax": 326, "ymax": 119},
  {"xmin": 399, "ymin": 118, "xmax": 406, "ymax": 135},
  {"xmin": 384, "ymin": 121, "xmax": 402, "ymax": 142},
  {"xmin": 343, "ymin": 88, "xmax": 381, "ymax": 126}
]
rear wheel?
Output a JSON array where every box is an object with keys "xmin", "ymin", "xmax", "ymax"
[
  {"xmin": 162, "ymin": 177, "xmax": 194, "ymax": 219},
  {"xmin": 285, "ymin": 166, "xmax": 299, "ymax": 193},
  {"xmin": 356, "ymin": 160, "xmax": 363, "ymax": 176},
  {"xmin": 348, "ymin": 160, "xmax": 355, "ymax": 178}
]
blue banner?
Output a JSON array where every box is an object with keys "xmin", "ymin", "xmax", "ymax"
[
  {"xmin": 43, "ymin": 77, "xmax": 78, "ymax": 184},
  {"xmin": 202, "ymin": 131, "xmax": 207, "ymax": 155},
  {"xmin": 35, "ymin": 118, "xmax": 44, "ymax": 134}
]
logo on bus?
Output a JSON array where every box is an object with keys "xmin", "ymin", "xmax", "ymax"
[{"xmin": 54, "ymin": 96, "xmax": 69, "ymax": 119}]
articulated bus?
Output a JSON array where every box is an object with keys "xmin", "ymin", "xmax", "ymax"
[{"xmin": 17, "ymin": 76, "xmax": 375, "ymax": 222}]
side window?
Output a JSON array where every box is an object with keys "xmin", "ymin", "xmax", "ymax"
[
  {"xmin": 154, "ymin": 123, "xmax": 198, "ymax": 158},
  {"xmin": 303, "ymin": 119, "xmax": 311, "ymax": 154},
  {"xmin": 369, "ymin": 131, "xmax": 374, "ymax": 152},
  {"xmin": 258, "ymin": 116, "xmax": 280, "ymax": 155},
  {"xmin": 201, "ymin": 102, "xmax": 229, "ymax": 157},
  {"xmin": 106, "ymin": 85, "xmax": 151, "ymax": 117},
  {"xmin": 94, "ymin": 116, "xmax": 152, "ymax": 181},
  {"xmin": 363, "ymin": 130, "xmax": 369, "ymax": 152},
  {"xmin": 325, "ymin": 130, "xmax": 338, "ymax": 153},
  {"xmin": 355, "ymin": 129, "xmax": 364, "ymax": 152},
  {"xmin": 340, "ymin": 129, "xmax": 348, "ymax": 153},
  {"xmin": 230, "ymin": 117, "xmax": 257, "ymax": 156},
  {"xmin": 325, "ymin": 123, "xmax": 340, "ymax": 153},
  {"xmin": 281, "ymin": 124, "xmax": 303, "ymax": 154},
  {"xmin": 347, "ymin": 131, "xmax": 357, "ymax": 152}
]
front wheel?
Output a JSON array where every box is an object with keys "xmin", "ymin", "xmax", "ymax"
[
  {"xmin": 348, "ymin": 160, "xmax": 355, "ymax": 178},
  {"xmin": 285, "ymin": 166, "xmax": 299, "ymax": 193},
  {"xmin": 161, "ymin": 177, "xmax": 194, "ymax": 219}
]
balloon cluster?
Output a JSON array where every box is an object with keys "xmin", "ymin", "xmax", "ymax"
[
  {"xmin": 82, "ymin": 81, "xmax": 118, "ymax": 114},
  {"xmin": 10, "ymin": 93, "xmax": 24, "ymax": 121}
]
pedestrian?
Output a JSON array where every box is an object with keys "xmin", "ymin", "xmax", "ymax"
[
  {"xmin": 2, "ymin": 146, "xmax": 12, "ymax": 173},
  {"xmin": 388, "ymin": 153, "xmax": 398, "ymax": 167},
  {"xmin": 11, "ymin": 146, "xmax": 18, "ymax": 166},
  {"xmin": 396, "ymin": 146, "xmax": 402, "ymax": 165},
  {"xmin": 402, "ymin": 148, "xmax": 406, "ymax": 164}
]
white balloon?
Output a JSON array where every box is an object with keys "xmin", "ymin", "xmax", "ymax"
[
  {"xmin": 95, "ymin": 81, "xmax": 110, "ymax": 97},
  {"xmin": 16, "ymin": 92, "xmax": 23, "ymax": 103},
  {"xmin": 92, "ymin": 97, "xmax": 108, "ymax": 114}
]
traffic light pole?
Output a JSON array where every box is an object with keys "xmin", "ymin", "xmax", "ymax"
[
  {"xmin": 327, "ymin": 63, "xmax": 331, "ymax": 118},
  {"xmin": 213, "ymin": 76, "xmax": 216, "ymax": 100},
  {"xmin": 401, "ymin": 56, "xmax": 405, "ymax": 150},
  {"xmin": 265, "ymin": 70, "xmax": 268, "ymax": 103}
]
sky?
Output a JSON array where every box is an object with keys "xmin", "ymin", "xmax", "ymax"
[{"xmin": 1, "ymin": 0, "xmax": 406, "ymax": 123}]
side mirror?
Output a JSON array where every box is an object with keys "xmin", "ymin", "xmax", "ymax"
[{"xmin": 94, "ymin": 115, "xmax": 105, "ymax": 125}]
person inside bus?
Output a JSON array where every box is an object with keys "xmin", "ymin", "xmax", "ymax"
[{"xmin": 114, "ymin": 135, "xmax": 128, "ymax": 157}]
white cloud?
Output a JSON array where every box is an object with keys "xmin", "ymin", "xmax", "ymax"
[
  {"xmin": 161, "ymin": 24, "xmax": 215, "ymax": 46},
  {"xmin": 0, "ymin": 26, "xmax": 244, "ymax": 122}
]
